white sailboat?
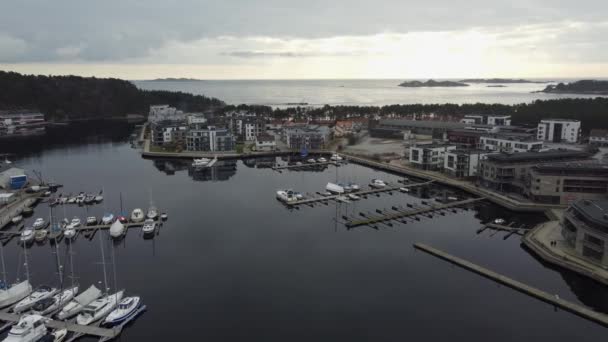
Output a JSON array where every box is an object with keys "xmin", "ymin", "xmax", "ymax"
[
  {"xmin": 130, "ymin": 209, "xmax": 144, "ymax": 223},
  {"xmin": 109, "ymin": 220, "xmax": 125, "ymax": 239},
  {"xmin": 56, "ymin": 285, "xmax": 101, "ymax": 320},
  {"xmin": 0, "ymin": 242, "xmax": 31, "ymax": 308}
]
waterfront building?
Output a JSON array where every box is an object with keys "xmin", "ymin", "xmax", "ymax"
[
  {"xmin": 480, "ymin": 133, "xmax": 543, "ymax": 152},
  {"xmin": 372, "ymin": 119, "xmax": 465, "ymax": 139},
  {"xmin": 562, "ymin": 199, "xmax": 608, "ymax": 265},
  {"xmin": 186, "ymin": 126, "xmax": 235, "ymax": 152},
  {"xmin": 589, "ymin": 129, "xmax": 608, "ymax": 146},
  {"xmin": 333, "ymin": 119, "xmax": 365, "ymax": 137},
  {"xmin": 527, "ymin": 161, "xmax": 608, "ymax": 204},
  {"xmin": 460, "ymin": 114, "xmax": 511, "ymax": 126},
  {"xmin": 443, "ymin": 149, "xmax": 489, "ymax": 178},
  {"xmin": 254, "ymin": 134, "xmax": 277, "ymax": 152},
  {"xmin": 150, "ymin": 120, "xmax": 188, "ymax": 146},
  {"xmin": 148, "ymin": 105, "xmax": 185, "ymax": 123},
  {"xmin": 478, "ymin": 150, "xmax": 590, "ymax": 193},
  {"xmin": 409, "ymin": 144, "xmax": 456, "ymax": 171},
  {"xmin": 228, "ymin": 116, "xmax": 266, "ymax": 142},
  {"xmin": 0, "ymin": 110, "xmax": 45, "ymax": 128},
  {"xmin": 537, "ymin": 119, "xmax": 581, "ymax": 143},
  {"xmin": 283, "ymin": 125, "xmax": 330, "ymax": 150},
  {"xmin": 0, "ymin": 165, "xmax": 27, "ymax": 190}
]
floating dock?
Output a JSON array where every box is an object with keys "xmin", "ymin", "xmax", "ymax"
[
  {"xmin": 413, "ymin": 243, "xmax": 608, "ymax": 328},
  {"xmin": 285, "ymin": 181, "xmax": 434, "ymax": 207},
  {"xmin": 0, "ymin": 311, "xmax": 118, "ymax": 339},
  {"xmin": 345, "ymin": 197, "xmax": 485, "ymax": 227},
  {"xmin": 272, "ymin": 161, "xmax": 342, "ymax": 170}
]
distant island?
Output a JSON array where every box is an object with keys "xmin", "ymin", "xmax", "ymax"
[
  {"xmin": 540, "ymin": 80, "xmax": 608, "ymax": 95},
  {"xmin": 148, "ymin": 78, "xmax": 203, "ymax": 82},
  {"xmin": 487, "ymin": 85, "xmax": 507, "ymax": 88},
  {"xmin": 459, "ymin": 78, "xmax": 546, "ymax": 84},
  {"xmin": 398, "ymin": 79, "xmax": 469, "ymax": 87}
]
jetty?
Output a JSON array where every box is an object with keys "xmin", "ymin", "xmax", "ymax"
[
  {"xmin": 285, "ymin": 181, "xmax": 434, "ymax": 207},
  {"xmin": 272, "ymin": 161, "xmax": 341, "ymax": 170},
  {"xmin": 413, "ymin": 243, "xmax": 608, "ymax": 328},
  {"xmin": 345, "ymin": 197, "xmax": 485, "ymax": 227}
]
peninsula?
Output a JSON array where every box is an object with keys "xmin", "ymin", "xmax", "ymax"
[
  {"xmin": 398, "ymin": 80, "xmax": 469, "ymax": 87},
  {"xmin": 540, "ymin": 80, "xmax": 608, "ymax": 95}
]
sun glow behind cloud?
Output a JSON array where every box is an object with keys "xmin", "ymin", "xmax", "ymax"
[{"xmin": 2, "ymin": 21, "xmax": 607, "ymax": 79}]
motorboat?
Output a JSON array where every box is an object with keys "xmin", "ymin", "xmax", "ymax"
[
  {"xmin": 103, "ymin": 296, "xmax": 141, "ymax": 326},
  {"xmin": 142, "ymin": 219, "xmax": 156, "ymax": 235},
  {"xmin": 348, "ymin": 183, "xmax": 360, "ymax": 191},
  {"xmin": 83, "ymin": 195, "xmax": 95, "ymax": 205},
  {"xmin": 307, "ymin": 158, "xmax": 316, "ymax": 163},
  {"xmin": 330, "ymin": 153, "xmax": 343, "ymax": 161},
  {"xmin": 117, "ymin": 215, "xmax": 128, "ymax": 224},
  {"xmin": 322, "ymin": 191, "xmax": 333, "ymax": 196},
  {"xmin": 95, "ymin": 194, "xmax": 104, "ymax": 203},
  {"xmin": 3, "ymin": 314, "xmax": 48, "ymax": 342},
  {"xmin": 109, "ymin": 220, "xmax": 125, "ymax": 238},
  {"xmin": 49, "ymin": 198, "xmax": 60, "ymax": 207},
  {"xmin": 326, "ymin": 182, "xmax": 345, "ymax": 194},
  {"xmin": 192, "ymin": 157, "xmax": 211, "ymax": 168},
  {"xmin": 295, "ymin": 161, "xmax": 303, "ymax": 166},
  {"xmin": 11, "ymin": 216, "xmax": 22, "ymax": 224},
  {"xmin": 32, "ymin": 286, "xmax": 78, "ymax": 315},
  {"xmin": 56, "ymin": 285, "xmax": 101, "ymax": 320},
  {"xmin": 34, "ymin": 230, "xmax": 47, "ymax": 243},
  {"xmin": 48, "ymin": 223, "xmax": 63, "ymax": 241},
  {"xmin": 146, "ymin": 206, "xmax": 158, "ymax": 220},
  {"xmin": 130, "ymin": 209, "xmax": 144, "ymax": 223},
  {"xmin": 86, "ymin": 217, "xmax": 97, "ymax": 226},
  {"xmin": 101, "ymin": 213, "xmax": 114, "ymax": 225},
  {"xmin": 20, "ymin": 229, "xmax": 34, "ymax": 244},
  {"xmin": 22, "ymin": 208, "xmax": 33, "ymax": 216},
  {"xmin": 14, "ymin": 286, "xmax": 58, "ymax": 313},
  {"xmin": 342, "ymin": 183, "xmax": 353, "ymax": 192},
  {"xmin": 0, "ymin": 281, "xmax": 32, "ymax": 309},
  {"xmin": 43, "ymin": 191, "xmax": 52, "ymax": 197},
  {"xmin": 63, "ymin": 226, "xmax": 76, "ymax": 240},
  {"xmin": 38, "ymin": 329, "xmax": 67, "ymax": 342},
  {"xmin": 348, "ymin": 194, "xmax": 360, "ymax": 201},
  {"xmin": 67, "ymin": 197, "xmax": 76, "ymax": 204},
  {"xmin": 370, "ymin": 179, "xmax": 387, "ymax": 188},
  {"xmin": 494, "ymin": 218, "xmax": 506, "ymax": 225},
  {"xmin": 76, "ymin": 290, "xmax": 124, "ymax": 325},
  {"xmin": 160, "ymin": 213, "xmax": 168, "ymax": 220},
  {"xmin": 276, "ymin": 190, "xmax": 298, "ymax": 203},
  {"xmin": 32, "ymin": 218, "xmax": 46, "ymax": 230},
  {"xmin": 317, "ymin": 157, "xmax": 327, "ymax": 163},
  {"xmin": 399, "ymin": 187, "xmax": 410, "ymax": 193},
  {"xmin": 75, "ymin": 193, "xmax": 85, "ymax": 205},
  {"xmin": 68, "ymin": 217, "xmax": 81, "ymax": 228}
]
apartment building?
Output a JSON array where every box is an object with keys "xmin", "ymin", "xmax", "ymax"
[
  {"xmin": 186, "ymin": 126, "xmax": 235, "ymax": 152},
  {"xmin": 460, "ymin": 114, "xmax": 511, "ymax": 126},
  {"xmin": 590, "ymin": 129, "xmax": 608, "ymax": 146},
  {"xmin": 409, "ymin": 144, "xmax": 457, "ymax": 171},
  {"xmin": 480, "ymin": 133, "xmax": 544, "ymax": 152},
  {"xmin": 537, "ymin": 119, "xmax": 581, "ymax": 143},
  {"xmin": 443, "ymin": 149, "xmax": 489, "ymax": 178},
  {"xmin": 562, "ymin": 199, "xmax": 608, "ymax": 265}
]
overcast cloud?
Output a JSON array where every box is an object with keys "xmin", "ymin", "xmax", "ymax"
[{"xmin": 0, "ymin": 0, "xmax": 607, "ymax": 78}]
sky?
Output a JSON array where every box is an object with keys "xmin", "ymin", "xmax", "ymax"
[{"xmin": 0, "ymin": 0, "xmax": 607, "ymax": 80}]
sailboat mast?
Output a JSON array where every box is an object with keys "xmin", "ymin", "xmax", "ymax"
[
  {"xmin": 98, "ymin": 231, "xmax": 109, "ymax": 293},
  {"xmin": 23, "ymin": 239, "xmax": 30, "ymax": 283},
  {"xmin": 68, "ymin": 240, "xmax": 75, "ymax": 288},
  {"xmin": 0, "ymin": 241, "xmax": 7, "ymax": 286},
  {"xmin": 109, "ymin": 240, "xmax": 118, "ymax": 292}
]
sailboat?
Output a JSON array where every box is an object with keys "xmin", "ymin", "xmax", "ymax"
[
  {"xmin": 109, "ymin": 220, "xmax": 125, "ymax": 239},
  {"xmin": 146, "ymin": 190, "xmax": 158, "ymax": 220},
  {"xmin": 56, "ymin": 241, "xmax": 101, "ymax": 320},
  {"xmin": 0, "ymin": 242, "xmax": 31, "ymax": 308},
  {"xmin": 76, "ymin": 231, "xmax": 123, "ymax": 325}
]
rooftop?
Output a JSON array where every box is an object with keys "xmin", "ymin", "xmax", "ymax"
[
  {"xmin": 412, "ymin": 143, "xmax": 456, "ymax": 149},
  {"xmin": 485, "ymin": 150, "xmax": 590, "ymax": 163},
  {"xmin": 540, "ymin": 118, "xmax": 581, "ymax": 123},
  {"xmin": 533, "ymin": 160, "xmax": 608, "ymax": 172},
  {"xmin": 590, "ymin": 129, "xmax": 608, "ymax": 137},
  {"xmin": 572, "ymin": 199, "xmax": 608, "ymax": 228},
  {"xmin": 481, "ymin": 132, "xmax": 539, "ymax": 141},
  {"xmin": 380, "ymin": 119, "xmax": 466, "ymax": 130}
]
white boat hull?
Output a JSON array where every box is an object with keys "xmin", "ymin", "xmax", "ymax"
[{"xmin": 0, "ymin": 281, "xmax": 32, "ymax": 308}]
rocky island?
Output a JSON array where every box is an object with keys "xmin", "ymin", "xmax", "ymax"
[
  {"xmin": 540, "ymin": 80, "xmax": 608, "ymax": 95},
  {"xmin": 398, "ymin": 79, "xmax": 469, "ymax": 87},
  {"xmin": 459, "ymin": 78, "xmax": 544, "ymax": 84}
]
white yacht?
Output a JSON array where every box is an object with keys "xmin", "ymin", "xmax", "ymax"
[
  {"xmin": 20, "ymin": 229, "xmax": 34, "ymax": 244},
  {"xmin": 39, "ymin": 329, "xmax": 67, "ymax": 342},
  {"xmin": 109, "ymin": 220, "xmax": 125, "ymax": 239},
  {"xmin": 103, "ymin": 296, "xmax": 141, "ymax": 326},
  {"xmin": 326, "ymin": 182, "xmax": 345, "ymax": 194},
  {"xmin": 276, "ymin": 190, "xmax": 298, "ymax": 203},
  {"xmin": 63, "ymin": 226, "xmax": 76, "ymax": 240},
  {"xmin": 0, "ymin": 281, "xmax": 32, "ymax": 309},
  {"xmin": 130, "ymin": 209, "xmax": 144, "ymax": 222},
  {"xmin": 146, "ymin": 206, "xmax": 158, "ymax": 220},
  {"xmin": 192, "ymin": 157, "xmax": 217, "ymax": 168},
  {"xmin": 76, "ymin": 290, "xmax": 124, "ymax": 325},
  {"xmin": 56, "ymin": 285, "xmax": 101, "ymax": 320},
  {"xmin": 317, "ymin": 157, "xmax": 327, "ymax": 163},
  {"xmin": 32, "ymin": 218, "xmax": 45, "ymax": 230},
  {"xmin": 11, "ymin": 216, "xmax": 23, "ymax": 224},
  {"xmin": 348, "ymin": 194, "xmax": 360, "ymax": 201},
  {"xmin": 399, "ymin": 187, "xmax": 410, "ymax": 193},
  {"xmin": 67, "ymin": 217, "xmax": 81, "ymax": 228},
  {"xmin": 142, "ymin": 219, "xmax": 156, "ymax": 235},
  {"xmin": 330, "ymin": 153, "xmax": 343, "ymax": 161},
  {"xmin": 370, "ymin": 179, "xmax": 387, "ymax": 188},
  {"xmin": 34, "ymin": 230, "xmax": 47, "ymax": 243},
  {"xmin": 32, "ymin": 286, "xmax": 78, "ymax": 315},
  {"xmin": 94, "ymin": 194, "xmax": 104, "ymax": 203},
  {"xmin": 306, "ymin": 158, "xmax": 316, "ymax": 163},
  {"xmin": 494, "ymin": 218, "xmax": 506, "ymax": 225},
  {"xmin": 101, "ymin": 213, "xmax": 114, "ymax": 225},
  {"xmin": 14, "ymin": 286, "xmax": 58, "ymax": 313},
  {"xmin": 86, "ymin": 217, "xmax": 97, "ymax": 226},
  {"xmin": 2, "ymin": 314, "xmax": 48, "ymax": 342}
]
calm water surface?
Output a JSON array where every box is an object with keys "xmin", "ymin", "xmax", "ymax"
[
  {"xmin": 133, "ymin": 79, "xmax": 607, "ymax": 107},
  {"xmin": 2, "ymin": 123, "xmax": 607, "ymax": 341}
]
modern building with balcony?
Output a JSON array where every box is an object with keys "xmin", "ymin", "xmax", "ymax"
[
  {"xmin": 562, "ymin": 199, "xmax": 608, "ymax": 265},
  {"xmin": 480, "ymin": 132, "xmax": 544, "ymax": 153},
  {"xmin": 409, "ymin": 144, "xmax": 456, "ymax": 171},
  {"xmin": 443, "ymin": 149, "xmax": 489, "ymax": 178},
  {"xmin": 186, "ymin": 126, "xmax": 235, "ymax": 152},
  {"xmin": 537, "ymin": 119, "xmax": 581, "ymax": 143},
  {"xmin": 460, "ymin": 114, "xmax": 511, "ymax": 126}
]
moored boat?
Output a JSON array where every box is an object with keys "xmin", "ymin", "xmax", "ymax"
[
  {"xmin": 142, "ymin": 219, "xmax": 156, "ymax": 235},
  {"xmin": 160, "ymin": 213, "xmax": 168, "ymax": 220},
  {"xmin": 56, "ymin": 285, "xmax": 101, "ymax": 320},
  {"xmin": 130, "ymin": 209, "xmax": 144, "ymax": 223},
  {"xmin": 32, "ymin": 286, "xmax": 78, "ymax": 315},
  {"xmin": 20, "ymin": 229, "xmax": 34, "ymax": 244},
  {"xmin": 146, "ymin": 206, "xmax": 158, "ymax": 220},
  {"xmin": 13, "ymin": 285, "xmax": 58, "ymax": 313},
  {"xmin": 103, "ymin": 296, "xmax": 141, "ymax": 327},
  {"xmin": 76, "ymin": 290, "xmax": 124, "ymax": 325},
  {"xmin": 34, "ymin": 230, "xmax": 47, "ymax": 243},
  {"xmin": 348, "ymin": 194, "xmax": 360, "ymax": 201},
  {"xmin": 3, "ymin": 314, "xmax": 48, "ymax": 342},
  {"xmin": 11, "ymin": 216, "xmax": 22, "ymax": 224},
  {"xmin": 326, "ymin": 182, "xmax": 345, "ymax": 194},
  {"xmin": 109, "ymin": 220, "xmax": 125, "ymax": 238},
  {"xmin": 276, "ymin": 190, "xmax": 298, "ymax": 203},
  {"xmin": 101, "ymin": 213, "xmax": 114, "ymax": 225},
  {"xmin": 318, "ymin": 157, "xmax": 327, "ymax": 163},
  {"xmin": 0, "ymin": 281, "xmax": 32, "ymax": 309},
  {"xmin": 330, "ymin": 153, "xmax": 343, "ymax": 161},
  {"xmin": 370, "ymin": 179, "xmax": 387, "ymax": 188},
  {"xmin": 32, "ymin": 218, "xmax": 46, "ymax": 230},
  {"xmin": 86, "ymin": 216, "xmax": 97, "ymax": 226}
]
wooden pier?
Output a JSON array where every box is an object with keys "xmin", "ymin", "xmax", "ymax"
[
  {"xmin": 413, "ymin": 243, "xmax": 608, "ymax": 328},
  {"xmin": 345, "ymin": 197, "xmax": 485, "ymax": 227},
  {"xmin": 272, "ymin": 161, "xmax": 342, "ymax": 170},
  {"xmin": 286, "ymin": 181, "xmax": 434, "ymax": 207}
]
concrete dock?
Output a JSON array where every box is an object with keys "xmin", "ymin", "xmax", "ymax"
[
  {"xmin": 285, "ymin": 181, "xmax": 434, "ymax": 207},
  {"xmin": 414, "ymin": 243, "xmax": 608, "ymax": 328},
  {"xmin": 345, "ymin": 197, "xmax": 484, "ymax": 227},
  {"xmin": 0, "ymin": 311, "xmax": 118, "ymax": 339}
]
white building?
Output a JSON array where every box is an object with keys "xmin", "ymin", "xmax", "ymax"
[
  {"xmin": 480, "ymin": 133, "xmax": 543, "ymax": 152},
  {"xmin": 443, "ymin": 150, "xmax": 489, "ymax": 178},
  {"xmin": 187, "ymin": 114, "xmax": 207, "ymax": 125},
  {"xmin": 409, "ymin": 144, "xmax": 457, "ymax": 171},
  {"xmin": 461, "ymin": 115, "xmax": 511, "ymax": 126},
  {"xmin": 537, "ymin": 119, "xmax": 581, "ymax": 143},
  {"xmin": 148, "ymin": 105, "xmax": 185, "ymax": 123},
  {"xmin": 255, "ymin": 134, "xmax": 277, "ymax": 152},
  {"xmin": 590, "ymin": 129, "xmax": 608, "ymax": 146}
]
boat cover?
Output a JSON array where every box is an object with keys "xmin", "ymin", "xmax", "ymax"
[{"xmin": 75, "ymin": 285, "xmax": 101, "ymax": 306}]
